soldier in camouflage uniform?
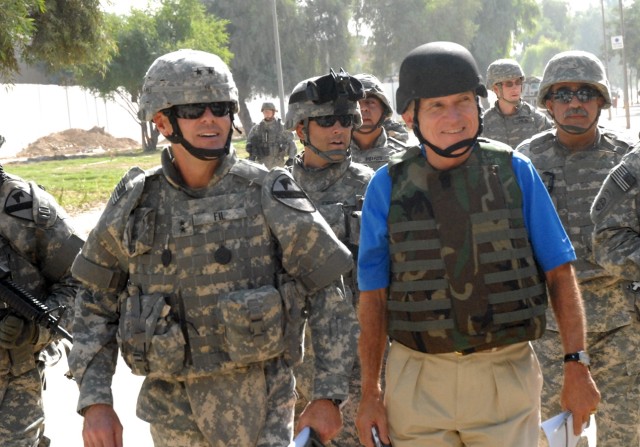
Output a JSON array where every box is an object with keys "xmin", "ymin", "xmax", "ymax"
[
  {"xmin": 349, "ymin": 73, "xmax": 407, "ymax": 171},
  {"xmin": 246, "ymin": 102, "xmax": 298, "ymax": 169},
  {"xmin": 517, "ymin": 50, "xmax": 637, "ymax": 447},
  {"xmin": 356, "ymin": 41, "xmax": 599, "ymax": 447},
  {"xmin": 68, "ymin": 49, "xmax": 358, "ymax": 447},
  {"xmin": 285, "ymin": 69, "xmax": 373, "ymax": 447},
  {"xmin": 0, "ymin": 165, "xmax": 83, "ymax": 447},
  {"xmin": 482, "ymin": 59, "xmax": 552, "ymax": 149}
]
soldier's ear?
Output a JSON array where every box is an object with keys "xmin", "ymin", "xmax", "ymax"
[
  {"xmin": 153, "ymin": 112, "xmax": 172, "ymax": 137},
  {"xmin": 401, "ymin": 109, "xmax": 414, "ymax": 130},
  {"xmin": 295, "ymin": 122, "xmax": 306, "ymax": 140}
]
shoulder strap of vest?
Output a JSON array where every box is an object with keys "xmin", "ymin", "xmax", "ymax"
[
  {"xmin": 528, "ymin": 130, "xmax": 556, "ymax": 155},
  {"xmin": 388, "ymin": 145, "xmax": 421, "ymax": 169},
  {"xmin": 476, "ymin": 140, "xmax": 513, "ymax": 165},
  {"xmin": 599, "ymin": 128, "xmax": 634, "ymax": 155},
  {"xmin": 229, "ymin": 159, "xmax": 269, "ymax": 186}
]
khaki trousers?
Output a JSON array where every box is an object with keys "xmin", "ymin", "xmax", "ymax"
[{"xmin": 385, "ymin": 341, "xmax": 542, "ymax": 447}]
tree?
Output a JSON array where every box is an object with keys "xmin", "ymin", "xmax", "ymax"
[
  {"xmin": 203, "ymin": 0, "xmax": 356, "ymax": 132},
  {"xmin": 74, "ymin": 0, "xmax": 232, "ymax": 152},
  {"xmin": 0, "ymin": 0, "xmax": 114, "ymax": 81}
]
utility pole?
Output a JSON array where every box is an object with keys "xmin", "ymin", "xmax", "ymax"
[
  {"xmin": 601, "ymin": 0, "xmax": 611, "ymax": 120},
  {"xmin": 619, "ymin": 0, "xmax": 631, "ymax": 128},
  {"xmin": 271, "ymin": 0, "xmax": 286, "ymax": 117}
]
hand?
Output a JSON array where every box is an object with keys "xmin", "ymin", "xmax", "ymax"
[
  {"xmin": 83, "ymin": 404, "xmax": 123, "ymax": 447},
  {"xmin": 296, "ymin": 399, "xmax": 342, "ymax": 444},
  {"xmin": 356, "ymin": 392, "xmax": 390, "ymax": 447},
  {"xmin": 0, "ymin": 314, "xmax": 38, "ymax": 349},
  {"xmin": 561, "ymin": 362, "xmax": 600, "ymax": 435}
]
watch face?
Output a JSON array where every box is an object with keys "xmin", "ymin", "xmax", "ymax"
[{"xmin": 578, "ymin": 351, "xmax": 591, "ymax": 366}]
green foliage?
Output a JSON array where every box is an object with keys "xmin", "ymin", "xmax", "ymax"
[{"xmin": 0, "ymin": 0, "xmax": 113, "ymax": 81}]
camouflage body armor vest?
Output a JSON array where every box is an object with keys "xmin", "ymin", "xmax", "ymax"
[
  {"xmin": 525, "ymin": 129, "xmax": 632, "ymax": 331},
  {"xmin": 387, "ymin": 142, "xmax": 547, "ymax": 354},
  {"xmin": 291, "ymin": 158, "xmax": 371, "ymax": 306},
  {"xmin": 527, "ymin": 130, "xmax": 629, "ymax": 282},
  {"xmin": 123, "ymin": 163, "xmax": 283, "ymax": 378}
]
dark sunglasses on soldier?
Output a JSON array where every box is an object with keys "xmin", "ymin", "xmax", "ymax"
[
  {"xmin": 549, "ymin": 87, "xmax": 601, "ymax": 104},
  {"xmin": 170, "ymin": 102, "xmax": 232, "ymax": 119},
  {"xmin": 309, "ymin": 114, "xmax": 356, "ymax": 128}
]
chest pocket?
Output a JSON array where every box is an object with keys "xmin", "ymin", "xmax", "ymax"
[{"xmin": 317, "ymin": 203, "xmax": 347, "ymax": 242}]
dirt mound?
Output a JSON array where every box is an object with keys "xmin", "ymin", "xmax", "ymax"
[{"xmin": 17, "ymin": 126, "xmax": 140, "ymax": 159}]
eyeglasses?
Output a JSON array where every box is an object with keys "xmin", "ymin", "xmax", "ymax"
[
  {"xmin": 309, "ymin": 114, "xmax": 356, "ymax": 128},
  {"xmin": 549, "ymin": 87, "xmax": 601, "ymax": 104},
  {"xmin": 170, "ymin": 102, "xmax": 232, "ymax": 119},
  {"xmin": 497, "ymin": 79, "xmax": 523, "ymax": 88}
]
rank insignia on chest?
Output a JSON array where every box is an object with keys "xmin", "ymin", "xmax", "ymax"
[
  {"xmin": 5, "ymin": 187, "xmax": 34, "ymax": 221},
  {"xmin": 271, "ymin": 174, "xmax": 316, "ymax": 212}
]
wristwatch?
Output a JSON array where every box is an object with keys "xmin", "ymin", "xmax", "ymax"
[
  {"xmin": 563, "ymin": 350, "xmax": 591, "ymax": 367},
  {"xmin": 327, "ymin": 398, "xmax": 347, "ymax": 410}
]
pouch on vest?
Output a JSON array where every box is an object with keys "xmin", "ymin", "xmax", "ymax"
[
  {"xmin": 219, "ymin": 285, "xmax": 285, "ymax": 364},
  {"xmin": 117, "ymin": 287, "xmax": 185, "ymax": 376},
  {"xmin": 279, "ymin": 277, "xmax": 308, "ymax": 367},
  {"xmin": 347, "ymin": 195, "xmax": 364, "ymax": 247}
]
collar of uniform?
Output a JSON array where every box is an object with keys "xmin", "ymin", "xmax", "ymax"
[{"xmin": 292, "ymin": 152, "xmax": 351, "ymax": 192}]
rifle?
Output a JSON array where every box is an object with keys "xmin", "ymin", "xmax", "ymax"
[{"xmin": 0, "ymin": 266, "xmax": 73, "ymax": 343}]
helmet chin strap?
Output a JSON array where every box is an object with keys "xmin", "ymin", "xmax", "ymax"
[
  {"xmin": 412, "ymin": 99, "xmax": 483, "ymax": 159},
  {"xmin": 354, "ymin": 115, "xmax": 385, "ymax": 135},
  {"xmin": 302, "ymin": 119, "xmax": 350, "ymax": 163},
  {"xmin": 165, "ymin": 113, "xmax": 235, "ymax": 161},
  {"xmin": 550, "ymin": 109, "xmax": 601, "ymax": 135}
]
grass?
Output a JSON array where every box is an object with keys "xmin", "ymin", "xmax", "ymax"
[{"xmin": 6, "ymin": 139, "xmax": 250, "ymax": 214}]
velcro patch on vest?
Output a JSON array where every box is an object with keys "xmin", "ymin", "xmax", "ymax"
[
  {"xmin": 5, "ymin": 187, "xmax": 33, "ymax": 221},
  {"xmin": 110, "ymin": 177, "xmax": 130, "ymax": 205},
  {"xmin": 271, "ymin": 174, "xmax": 316, "ymax": 212},
  {"xmin": 610, "ymin": 163, "xmax": 637, "ymax": 192}
]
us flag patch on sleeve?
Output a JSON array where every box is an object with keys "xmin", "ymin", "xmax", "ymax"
[{"xmin": 610, "ymin": 163, "xmax": 637, "ymax": 192}]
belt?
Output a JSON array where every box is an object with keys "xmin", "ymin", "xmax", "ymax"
[{"xmin": 455, "ymin": 345, "xmax": 506, "ymax": 356}]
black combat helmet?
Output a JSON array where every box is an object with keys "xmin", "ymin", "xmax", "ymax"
[
  {"xmin": 396, "ymin": 41, "xmax": 487, "ymax": 159},
  {"xmin": 396, "ymin": 41, "xmax": 487, "ymax": 114}
]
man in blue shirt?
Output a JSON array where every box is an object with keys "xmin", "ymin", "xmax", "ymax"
[{"xmin": 355, "ymin": 41, "xmax": 600, "ymax": 447}]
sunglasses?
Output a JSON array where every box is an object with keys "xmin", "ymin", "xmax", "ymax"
[
  {"xmin": 549, "ymin": 87, "xmax": 601, "ymax": 104},
  {"xmin": 170, "ymin": 102, "xmax": 232, "ymax": 119},
  {"xmin": 309, "ymin": 114, "xmax": 356, "ymax": 128},
  {"xmin": 497, "ymin": 79, "xmax": 523, "ymax": 88}
]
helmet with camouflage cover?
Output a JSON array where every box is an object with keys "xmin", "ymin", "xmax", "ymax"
[
  {"xmin": 537, "ymin": 50, "xmax": 611, "ymax": 109},
  {"xmin": 285, "ymin": 68, "xmax": 364, "ymax": 131},
  {"xmin": 138, "ymin": 48, "xmax": 239, "ymax": 122},
  {"xmin": 285, "ymin": 68, "xmax": 365, "ymax": 164},
  {"xmin": 354, "ymin": 73, "xmax": 392, "ymax": 118},
  {"xmin": 486, "ymin": 59, "xmax": 525, "ymax": 89},
  {"xmin": 138, "ymin": 49, "xmax": 239, "ymax": 160},
  {"xmin": 261, "ymin": 102, "xmax": 277, "ymax": 112}
]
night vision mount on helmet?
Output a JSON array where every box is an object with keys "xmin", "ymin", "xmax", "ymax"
[{"xmin": 285, "ymin": 68, "xmax": 364, "ymax": 164}]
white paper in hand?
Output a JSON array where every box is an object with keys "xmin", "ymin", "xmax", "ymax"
[{"xmin": 541, "ymin": 411, "xmax": 597, "ymax": 447}]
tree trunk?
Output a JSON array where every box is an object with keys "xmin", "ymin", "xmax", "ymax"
[{"xmin": 141, "ymin": 121, "xmax": 159, "ymax": 152}]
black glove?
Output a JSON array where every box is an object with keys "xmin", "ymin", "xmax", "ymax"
[
  {"xmin": 285, "ymin": 158, "xmax": 294, "ymax": 167},
  {"xmin": 0, "ymin": 314, "xmax": 38, "ymax": 349}
]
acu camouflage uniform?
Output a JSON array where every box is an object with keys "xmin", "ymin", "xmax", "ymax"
[
  {"xmin": 482, "ymin": 101, "xmax": 552, "ymax": 149},
  {"xmin": 290, "ymin": 152, "xmax": 373, "ymax": 447},
  {"xmin": 246, "ymin": 118, "xmax": 297, "ymax": 169},
  {"xmin": 519, "ymin": 128, "xmax": 637, "ymax": 446},
  {"xmin": 349, "ymin": 128, "xmax": 406, "ymax": 172},
  {"xmin": 69, "ymin": 146, "xmax": 357, "ymax": 447},
  {"xmin": 483, "ymin": 59, "xmax": 552, "ymax": 149},
  {"xmin": 0, "ymin": 168, "xmax": 83, "ymax": 447}
]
